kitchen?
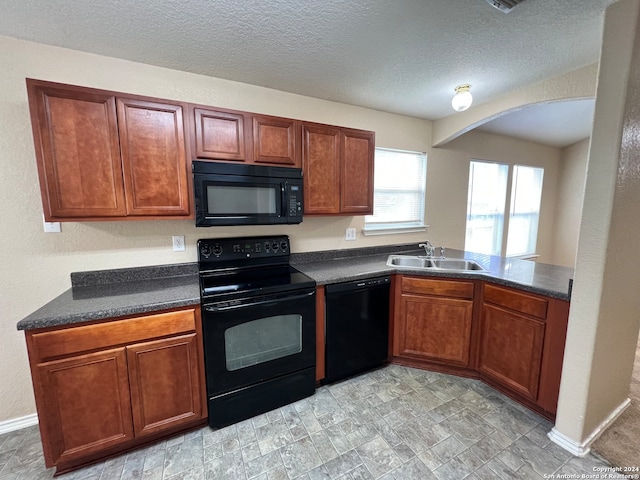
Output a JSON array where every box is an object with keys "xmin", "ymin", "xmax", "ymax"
[{"xmin": 1, "ymin": 0, "xmax": 639, "ymax": 478}]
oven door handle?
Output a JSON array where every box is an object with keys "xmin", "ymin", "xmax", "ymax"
[{"xmin": 203, "ymin": 290, "xmax": 315, "ymax": 312}]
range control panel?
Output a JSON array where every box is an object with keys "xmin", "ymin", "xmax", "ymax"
[{"xmin": 198, "ymin": 235, "xmax": 291, "ymax": 263}]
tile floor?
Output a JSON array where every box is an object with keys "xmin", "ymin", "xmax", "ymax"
[{"xmin": 0, "ymin": 365, "xmax": 625, "ymax": 480}]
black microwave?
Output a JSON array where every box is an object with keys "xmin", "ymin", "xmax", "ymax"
[{"xmin": 193, "ymin": 160, "xmax": 304, "ymax": 227}]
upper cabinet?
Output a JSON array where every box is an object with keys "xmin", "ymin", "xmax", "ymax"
[
  {"xmin": 116, "ymin": 98, "xmax": 190, "ymax": 217},
  {"xmin": 340, "ymin": 129, "xmax": 375, "ymax": 214},
  {"xmin": 253, "ymin": 115, "xmax": 299, "ymax": 167},
  {"xmin": 192, "ymin": 108, "xmax": 300, "ymax": 167},
  {"xmin": 26, "ymin": 80, "xmax": 191, "ymax": 221},
  {"xmin": 302, "ymin": 123, "xmax": 374, "ymax": 215},
  {"xmin": 302, "ymin": 124, "xmax": 341, "ymax": 214},
  {"xmin": 26, "ymin": 79, "xmax": 376, "ymax": 221},
  {"xmin": 193, "ymin": 107, "xmax": 249, "ymax": 162}
]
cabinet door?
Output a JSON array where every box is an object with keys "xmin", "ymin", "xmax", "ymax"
[
  {"xmin": 478, "ymin": 304, "xmax": 545, "ymax": 400},
  {"xmin": 26, "ymin": 81, "xmax": 126, "ymax": 219},
  {"xmin": 253, "ymin": 115, "xmax": 298, "ymax": 166},
  {"xmin": 127, "ymin": 334, "xmax": 203, "ymax": 437},
  {"xmin": 36, "ymin": 348, "xmax": 133, "ymax": 466},
  {"xmin": 193, "ymin": 107, "xmax": 249, "ymax": 161},
  {"xmin": 117, "ymin": 98, "xmax": 190, "ymax": 216},
  {"xmin": 302, "ymin": 124, "xmax": 341, "ymax": 214},
  {"xmin": 340, "ymin": 129, "xmax": 374, "ymax": 214},
  {"xmin": 395, "ymin": 294, "xmax": 473, "ymax": 366}
]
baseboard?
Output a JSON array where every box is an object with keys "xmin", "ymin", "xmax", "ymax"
[
  {"xmin": 0, "ymin": 413, "xmax": 39, "ymax": 435},
  {"xmin": 548, "ymin": 397, "xmax": 631, "ymax": 457}
]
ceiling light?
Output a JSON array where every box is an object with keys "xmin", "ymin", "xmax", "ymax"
[
  {"xmin": 484, "ymin": 0, "xmax": 525, "ymax": 14},
  {"xmin": 452, "ymin": 84, "xmax": 473, "ymax": 112}
]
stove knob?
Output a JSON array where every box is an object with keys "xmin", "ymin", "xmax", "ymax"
[
  {"xmin": 271, "ymin": 241, "xmax": 279, "ymax": 252},
  {"xmin": 213, "ymin": 244, "xmax": 223, "ymax": 256},
  {"xmin": 280, "ymin": 240, "xmax": 288, "ymax": 251},
  {"xmin": 200, "ymin": 244, "xmax": 213, "ymax": 258}
]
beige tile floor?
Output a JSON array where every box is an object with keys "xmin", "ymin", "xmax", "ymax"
[{"xmin": 0, "ymin": 365, "xmax": 626, "ymax": 479}]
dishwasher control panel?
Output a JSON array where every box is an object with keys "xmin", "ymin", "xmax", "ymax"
[{"xmin": 353, "ymin": 277, "xmax": 390, "ymax": 288}]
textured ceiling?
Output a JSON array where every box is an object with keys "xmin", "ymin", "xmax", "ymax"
[{"xmin": 0, "ymin": 0, "xmax": 612, "ymax": 144}]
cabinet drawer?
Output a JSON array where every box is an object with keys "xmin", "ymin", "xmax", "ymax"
[
  {"xmin": 30, "ymin": 308, "xmax": 197, "ymax": 362},
  {"xmin": 401, "ymin": 276, "xmax": 474, "ymax": 299},
  {"xmin": 483, "ymin": 284, "xmax": 547, "ymax": 320}
]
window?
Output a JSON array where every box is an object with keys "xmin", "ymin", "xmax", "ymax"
[
  {"xmin": 465, "ymin": 161, "xmax": 544, "ymax": 257},
  {"xmin": 364, "ymin": 148, "xmax": 427, "ymax": 233},
  {"xmin": 506, "ymin": 165, "xmax": 544, "ymax": 256}
]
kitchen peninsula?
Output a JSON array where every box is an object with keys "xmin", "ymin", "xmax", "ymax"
[{"xmin": 17, "ymin": 243, "xmax": 573, "ymax": 474}]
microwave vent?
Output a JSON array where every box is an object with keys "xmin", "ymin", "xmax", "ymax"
[{"xmin": 484, "ymin": 0, "xmax": 525, "ymax": 13}]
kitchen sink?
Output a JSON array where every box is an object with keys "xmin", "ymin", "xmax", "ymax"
[
  {"xmin": 427, "ymin": 258, "xmax": 485, "ymax": 271},
  {"xmin": 386, "ymin": 255, "xmax": 486, "ymax": 272},
  {"xmin": 386, "ymin": 256, "xmax": 431, "ymax": 268}
]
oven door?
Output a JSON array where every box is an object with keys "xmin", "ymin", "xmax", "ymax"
[{"xmin": 201, "ymin": 287, "xmax": 316, "ymax": 396}]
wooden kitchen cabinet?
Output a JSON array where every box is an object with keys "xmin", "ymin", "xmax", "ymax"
[
  {"xmin": 191, "ymin": 107, "xmax": 300, "ymax": 167},
  {"xmin": 302, "ymin": 123, "xmax": 375, "ymax": 215},
  {"xmin": 477, "ymin": 284, "xmax": 547, "ymax": 401},
  {"xmin": 35, "ymin": 348, "xmax": 134, "ymax": 466},
  {"xmin": 117, "ymin": 98, "xmax": 190, "ymax": 216},
  {"xmin": 253, "ymin": 115, "xmax": 299, "ymax": 166},
  {"xmin": 127, "ymin": 333, "xmax": 203, "ymax": 437},
  {"xmin": 25, "ymin": 307, "xmax": 206, "ymax": 473},
  {"xmin": 302, "ymin": 124, "xmax": 341, "ymax": 214},
  {"xmin": 393, "ymin": 276, "xmax": 475, "ymax": 367},
  {"xmin": 26, "ymin": 79, "xmax": 191, "ymax": 221},
  {"xmin": 390, "ymin": 275, "xmax": 569, "ymax": 419},
  {"xmin": 340, "ymin": 129, "xmax": 375, "ymax": 214},
  {"xmin": 193, "ymin": 107, "xmax": 249, "ymax": 162}
]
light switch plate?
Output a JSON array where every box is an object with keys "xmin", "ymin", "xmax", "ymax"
[
  {"xmin": 345, "ymin": 227, "xmax": 356, "ymax": 241},
  {"xmin": 172, "ymin": 235, "xmax": 186, "ymax": 252}
]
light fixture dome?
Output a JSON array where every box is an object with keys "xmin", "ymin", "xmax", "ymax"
[{"xmin": 452, "ymin": 84, "xmax": 473, "ymax": 112}]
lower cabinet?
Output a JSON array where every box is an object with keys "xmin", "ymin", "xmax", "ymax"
[
  {"xmin": 25, "ymin": 307, "xmax": 207, "ymax": 473},
  {"xmin": 393, "ymin": 276, "xmax": 475, "ymax": 367},
  {"xmin": 477, "ymin": 303, "xmax": 545, "ymax": 400},
  {"xmin": 391, "ymin": 275, "xmax": 570, "ymax": 419}
]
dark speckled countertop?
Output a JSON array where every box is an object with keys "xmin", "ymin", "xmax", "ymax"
[
  {"xmin": 17, "ymin": 263, "xmax": 200, "ymax": 331},
  {"xmin": 17, "ymin": 244, "xmax": 573, "ymax": 331},
  {"xmin": 290, "ymin": 243, "xmax": 574, "ymax": 301}
]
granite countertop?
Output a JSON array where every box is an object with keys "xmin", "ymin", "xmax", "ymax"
[
  {"xmin": 17, "ymin": 263, "xmax": 200, "ymax": 331},
  {"xmin": 290, "ymin": 244, "xmax": 574, "ymax": 301},
  {"xmin": 17, "ymin": 244, "xmax": 574, "ymax": 331}
]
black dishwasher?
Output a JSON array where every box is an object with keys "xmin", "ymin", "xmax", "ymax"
[{"xmin": 324, "ymin": 275, "xmax": 391, "ymax": 384}]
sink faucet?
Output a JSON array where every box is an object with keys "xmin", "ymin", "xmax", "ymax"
[{"xmin": 418, "ymin": 241, "xmax": 435, "ymax": 258}]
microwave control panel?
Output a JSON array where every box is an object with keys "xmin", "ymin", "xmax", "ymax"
[{"xmin": 287, "ymin": 184, "xmax": 303, "ymax": 218}]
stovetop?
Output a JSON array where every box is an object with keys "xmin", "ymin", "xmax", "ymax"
[{"xmin": 197, "ymin": 235, "xmax": 316, "ymax": 301}]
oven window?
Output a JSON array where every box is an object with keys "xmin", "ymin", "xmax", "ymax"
[
  {"xmin": 224, "ymin": 314, "xmax": 302, "ymax": 371},
  {"xmin": 207, "ymin": 185, "xmax": 277, "ymax": 214}
]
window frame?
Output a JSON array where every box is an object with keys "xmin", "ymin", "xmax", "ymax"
[
  {"xmin": 363, "ymin": 148, "xmax": 427, "ymax": 235},
  {"xmin": 465, "ymin": 159, "xmax": 544, "ymax": 258}
]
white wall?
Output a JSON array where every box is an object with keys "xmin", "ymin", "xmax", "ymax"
[
  {"xmin": 0, "ymin": 35, "xmax": 572, "ymax": 423},
  {"xmin": 553, "ymin": 0, "xmax": 640, "ymax": 452},
  {"xmin": 551, "ymin": 139, "xmax": 590, "ymax": 267},
  {"xmin": 429, "ymin": 130, "xmax": 563, "ymax": 263}
]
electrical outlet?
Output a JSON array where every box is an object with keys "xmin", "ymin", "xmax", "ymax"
[
  {"xmin": 345, "ymin": 227, "xmax": 356, "ymax": 241},
  {"xmin": 172, "ymin": 235, "xmax": 185, "ymax": 252},
  {"xmin": 43, "ymin": 215, "xmax": 61, "ymax": 233}
]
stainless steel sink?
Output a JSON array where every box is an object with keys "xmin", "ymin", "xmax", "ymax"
[
  {"xmin": 386, "ymin": 255, "xmax": 486, "ymax": 272},
  {"xmin": 387, "ymin": 256, "xmax": 431, "ymax": 268},
  {"xmin": 427, "ymin": 258, "xmax": 485, "ymax": 271}
]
